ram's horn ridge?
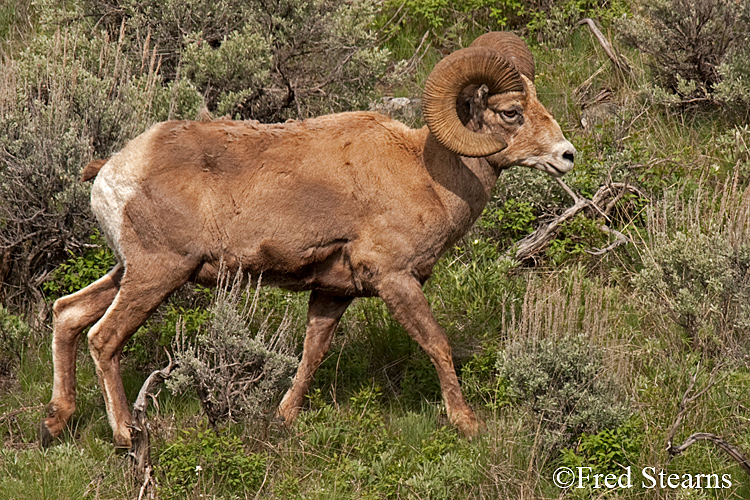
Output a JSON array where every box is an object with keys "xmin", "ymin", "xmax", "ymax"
[{"xmin": 423, "ymin": 46, "xmax": 523, "ymax": 157}]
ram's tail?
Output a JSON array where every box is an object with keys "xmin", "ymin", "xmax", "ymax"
[{"xmin": 81, "ymin": 159, "xmax": 109, "ymax": 182}]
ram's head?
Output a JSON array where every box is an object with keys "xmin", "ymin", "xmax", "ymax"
[{"xmin": 423, "ymin": 32, "xmax": 575, "ymax": 177}]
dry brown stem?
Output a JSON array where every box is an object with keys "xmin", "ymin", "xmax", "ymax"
[
  {"xmin": 513, "ymin": 180, "xmax": 647, "ymax": 262},
  {"xmin": 665, "ymin": 364, "xmax": 750, "ymax": 476},
  {"xmin": 576, "ymin": 18, "xmax": 632, "ymax": 77},
  {"xmin": 130, "ymin": 354, "xmax": 178, "ymax": 500}
]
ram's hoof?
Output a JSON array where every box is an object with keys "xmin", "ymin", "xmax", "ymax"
[
  {"xmin": 453, "ymin": 410, "xmax": 486, "ymax": 440},
  {"xmin": 39, "ymin": 420, "xmax": 55, "ymax": 448}
]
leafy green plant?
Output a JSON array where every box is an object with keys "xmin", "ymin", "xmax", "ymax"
[
  {"xmin": 559, "ymin": 417, "xmax": 642, "ymax": 475},
  {"xmin": 394, "ymin": 0, "xmax": 527, "ymax": 30},
  {"xmin": 546, "ymin": 214, "xmax": 608, "ymax": 266},
  {"xmin": 158, "ymin": 426, "xmax": 266, "ymax": 499},
  {"xmin": 478, "ymin": 198, "xmax": 537, "ymax": 247},
  {"xmin": 42, "ymin": 232, "xmax": 115, "ymax": 300},
  {"xmin": 557, "ymin": 418, "xmax": 642, "ymax": 498}
]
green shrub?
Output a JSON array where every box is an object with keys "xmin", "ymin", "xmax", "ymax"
[
  {"xmin": 0, "ymin": 305, "xmax": 31, "ymax": 375},
  {"xmin": 545, "ymin": 213, "xmax": 608, "ymax": 266},
  {"xmin": 0, "ymin": 20, "xmax": 167, "ymax": 309},
  {"xmin": 619, "ymin": 0, "xmax": 750, "ymax": 110},
  {"xmin": 158, "ymin": 426, "xmax": 267, "ymax": 499},
  {"xmin": 167, "ymin": 274, "xmax": 298, "ymax": 425},
  {"xmin": 42, "ymin": 232, "xmax": 115, "ymax": 301},
  {"xmin": 84, "ymin": 0, "xmax": 392, "ymax": 121},
  {"xmin": 527, "ymin": 0, "xmax": 629, "ymax": 47},
  {"xmin": 557, "ymin": 417, "xmax": 642, "ymax": 498},
  {"xmin": 477, "ymin": 198, "xmax": 537, "ymax": 248},
  {"xmin": 559, "ymin": 417, "xmax": 642, "ymax": 476},
  {"xmin": 497, "ymin": 334, "xmax": 630, "ymax": 453},
  {"xmin": 393, "ymin": 0, "xmax": 527, "ymax": 31},
  {"xmin": 634, "ymin": 228, "xmax": 750, "ymax": 353}
]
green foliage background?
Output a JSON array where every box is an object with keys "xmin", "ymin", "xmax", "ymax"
[{"xmin": 2, "ymin": 0, "xmax": 750, "ymax": 498}]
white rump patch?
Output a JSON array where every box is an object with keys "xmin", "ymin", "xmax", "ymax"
[{"xmin": 90, "ymin": 124, "xmax": 161, "ymax": 264}]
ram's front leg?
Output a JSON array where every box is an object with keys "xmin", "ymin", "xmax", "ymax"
[{"xmin": 377, "ymin": 272, "xmax": 482, "ymax": 438}]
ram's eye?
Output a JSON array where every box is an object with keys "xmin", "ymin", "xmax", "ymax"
[{"xmin": 502, "ymin": 110, "xmax": 519, "ymax": 119}]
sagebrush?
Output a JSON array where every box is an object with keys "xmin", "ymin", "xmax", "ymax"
[{"xmin": 168, "ymin": 273, "xmax": 298, "ymax": 425}]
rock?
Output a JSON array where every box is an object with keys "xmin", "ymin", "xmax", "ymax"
[{"xmin": 369, "ymin": 97, "xmax": 423, "ymax": 126}]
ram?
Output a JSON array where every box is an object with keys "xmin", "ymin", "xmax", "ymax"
[{"xmin": 41, "ymin": 32, "xmax": 575, "ymax": 448}]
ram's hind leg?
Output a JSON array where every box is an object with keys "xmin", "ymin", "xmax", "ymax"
[
  {"xmin": 277, "ymin": 291, "xmax": 352, "ymax": 425},
  {"xmin": 87, "ymin": 254, "xmax": 195, "ymax": 448},
  {"xmin": 41, "ymin": 264, "xmax": 123, "ymax": 448}
]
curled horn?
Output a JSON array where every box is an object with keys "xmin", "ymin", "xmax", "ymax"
[
  {"xmin": 470, "ymin": 31, "xmax": 535, "ymax": 82},
  {"xmin": 423, "ymin": 46, "xmax": 523, "ymax": 158}
]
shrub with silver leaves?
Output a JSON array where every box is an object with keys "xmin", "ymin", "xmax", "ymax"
[
  {"xmin": 167, "ymin": 273, "xmax": 298, "ymax": 425},
  {"xmin": 497, "ymin": 334, "xmax": 630, "ymax": 454}
]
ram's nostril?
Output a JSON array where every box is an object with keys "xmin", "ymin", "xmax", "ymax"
[{"xmin": 563, "ymin": 151, "xmax": 575, "ymax": 164}]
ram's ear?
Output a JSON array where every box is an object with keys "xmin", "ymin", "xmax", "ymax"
[
  {"xmin": 521, "ymin": 74, "xmax": 537, "ymax": 99},
  {"xmin": 469, "ymin": 84, "xmax": 489, "ymax": 118}
]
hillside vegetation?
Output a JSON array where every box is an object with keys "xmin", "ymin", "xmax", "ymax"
[{"xmin": 2, "ymin": 0, "xmax": 750, "ymax": 498}]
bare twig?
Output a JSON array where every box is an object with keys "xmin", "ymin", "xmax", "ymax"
[
  {"xmin": 513, "ymin": 181, "xmax": 647, "ymax": 262},
  {"xmin": 666, "ymin": 364, "xmax": 723, "ymax": 449},
  {"xmin": 129, "ymin": 354, "xmax": 179, "ymax": 499},
  {"xmin": 0, "ymin": 404, "xmax": 45, "ymax": 426},
  {"xmin": 668, "ymin": 433, "xmax": 750, "ymax": 476},
  {"xmin": 665, "ymin": 365, "xmax": 750, "ymax": 476},
  {"xmin": 137, "ymin": 465, "xmax": 154, "ymax": 500},
  {"xmin": 513, "ymin": 195, "xmax": 590, "ymax": 263},
  {"xmin": 555, "ymin": 177, "xmax": 581, "ymax": 204},
  {"xmin": 576, "ymin": 18, "xmax": 632, "ymax": 76},
  {"xmin": 585, "ymin": 225, "xmax": 630, "ymax": 255}
]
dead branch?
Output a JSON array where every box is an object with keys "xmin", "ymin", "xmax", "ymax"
[
  {"xmin": 592, "ymin": 182, "xmax": 649, "ymax": 211},
  {"xmin": 585, "ymin": 225, "xmax": 630, "ymax": 255},
  {"xmin": 513, "ymin": 194, "xmax": 590, "ymax": 263},
  {"xmin": 130, "ymin": 354, "xmax": 178, "ymax": 500},
  {"xmin": 665, "ymin": 364, "xmax": 750, "ymax": 476},
  {"xmin": 512, "ymin": 180, "xmax": 646, "ymax": 262},
  {"xmin": 0, "ymin": 404, "xmax": 45, "ymax": 426},
  {"xmin": 668, "ymin": 433, "xmax": 750, "ymax": 476},
  {"xmin": 576, "ymin": 18, "xmax": 632, "ymax": 76}
]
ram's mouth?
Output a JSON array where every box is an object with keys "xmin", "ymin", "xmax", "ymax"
[{"xmin": 544, "ymin": 161, "xmax": 566, "ymax": 177}]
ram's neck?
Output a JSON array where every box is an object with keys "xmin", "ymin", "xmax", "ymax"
[{"xmin": 420, "ymin": 131, "xmax": 500, "ymax": 244}]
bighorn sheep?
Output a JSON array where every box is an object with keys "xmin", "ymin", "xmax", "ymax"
[{"xmin": 41, "ymin": 32, "xmax": 575, "ymax": 447}]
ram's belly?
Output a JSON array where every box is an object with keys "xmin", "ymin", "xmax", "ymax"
[{"xmin": 190, "ymin": 238, "xmax": 366, "ymax": 296}]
